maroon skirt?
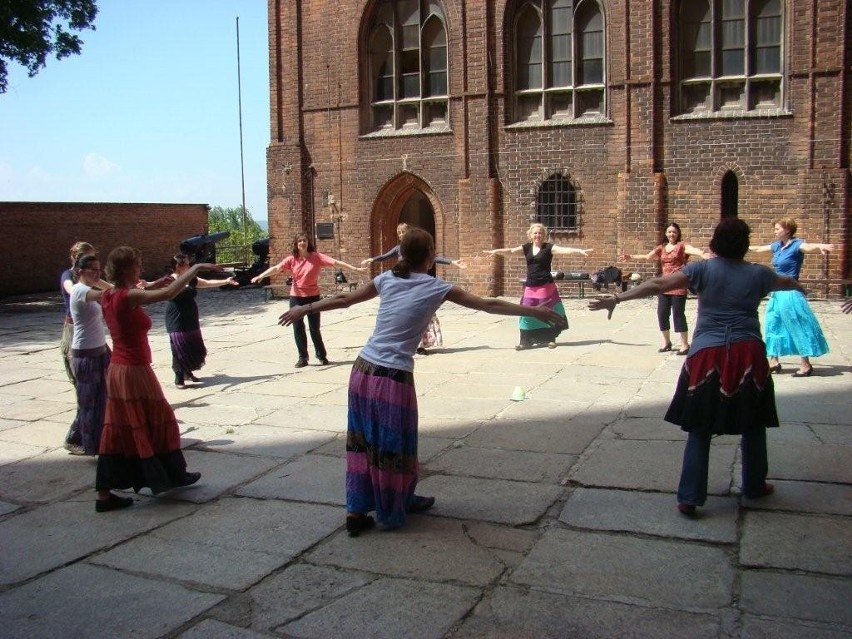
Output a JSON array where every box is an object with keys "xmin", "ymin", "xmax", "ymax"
[{"xmin": 665, "ymin": 340, "xmax": 779, "ymax": 436}]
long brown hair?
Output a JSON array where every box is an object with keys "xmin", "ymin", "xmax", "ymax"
[{"xmin": 291, "ymin": 233, "xmax": 315, "ymax": 257}]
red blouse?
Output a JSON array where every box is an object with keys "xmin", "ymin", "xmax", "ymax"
[
  {"xmin": 101, "ymin": 288, "xmax": 153, "ymax": 365},
  {"xmin": 653, "ymin": 242, "xmax": 688, "ymax": 296}
]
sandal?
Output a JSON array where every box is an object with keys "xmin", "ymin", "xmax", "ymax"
[
  {"xmin": 658, "ymin": 343, "xmax": 673, "ymax": 353},
  {"xmin": 407, "ymin": 495, "xmax": 435, "ymax": 513},
  {"xmin": 676, "ymin": 347, "xmax": 690, "ymax": 356},
  {"xmin": 346, "ymin": 514, "xmax": 375, "ymax": 537}
]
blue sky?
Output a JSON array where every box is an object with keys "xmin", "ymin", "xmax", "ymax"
[{"xmin": 0, "ymin": 2, "xmax": 270, "ymax": 222}]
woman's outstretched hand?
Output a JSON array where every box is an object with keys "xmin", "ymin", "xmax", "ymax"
[
  {"xmin": 360, "ymin": 258, "xmax": 374, "ymax": 266},
  {"xmin": 532, "ymin": 307, "xmax": 568, "ymax": 328},
  {"xmin": 588, "ymin": 295, "xmax": 618, "ymax": 320},
  {"xmin": 278, "ymin": 306, "xmax": 308, "ymax": 326}
]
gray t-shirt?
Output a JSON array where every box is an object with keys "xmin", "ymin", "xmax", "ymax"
[
  {"xmin": 682, "ymin": 258, "xmax": 777, "ymax": 354},
  {"xmin": 359, "ymin": 271, "xmax": 453, "ymax": 372},
  {"xmin": 70, "ymin": 283, "xmax": 107, "ymax": 350}
]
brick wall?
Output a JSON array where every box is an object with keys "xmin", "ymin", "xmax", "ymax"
[
  {"xmin": 0, "ymin": 202, "xmax": 209, "ymax": 297},
  {"xmin": 268, "ymin": 0, "xmax": 850, "ymax": 298}
]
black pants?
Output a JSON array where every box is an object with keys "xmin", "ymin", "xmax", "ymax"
[
  {"xmin": 289, "ymin": 295, "xmax": 326, "ymax": 360},
  {"xmin": 657, "ymin": 294, "xmax": 687, "ymax": 332}
]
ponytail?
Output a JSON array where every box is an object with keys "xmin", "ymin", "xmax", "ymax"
[{"xmin": 392, "ymin": 259, "xmax": 412, "ymax": 279}]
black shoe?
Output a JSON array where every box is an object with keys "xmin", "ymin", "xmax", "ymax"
[
  {"xmin": 406, "ymin": 495, "xmax": 435, "ymax": 513},
  {"xmin": 318, "ymin": 357, "xmax": 330, "ymax": 365},
  {"xmin": 295, "ymin": 358, "xmax": 308, "ymax": 368},
  {"xmin": 187, "ymin": 373, "xmax": 200, "ymax": 382},
  {"xmin": 346, "ymin": 514, "xmax": 375, "ymax": 537},
  {"xmin": 95, "ymin": 494, "xmax": 134, "ymax": 512},
  {"xmin": 658, "ymin": 343, "xmax": 673, "ymax": 353},
  {"xmin": 769, "ymin": 363, "xmax": 782, "ymax": 374},
  {"xmin": 792, "ymin": 368, "xmax": 813, "ymax": 378},
  {"xmin": 175, "ymin": 471, "xmax": 201, "ymax": 487}
]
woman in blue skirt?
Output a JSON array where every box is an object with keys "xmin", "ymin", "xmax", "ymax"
[
  {"xmin": 280, "ymin": 228, "xmax": 564, "ymax": 536},
  {"xmin": 750, "ymin": 219, "xmax": 833, "ymax": 377}
]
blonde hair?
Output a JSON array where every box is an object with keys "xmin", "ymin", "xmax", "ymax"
[
  {"xmin": 527, "ymin": 223, "xmax": 548, "ymax": 240},
  {"xmin": 396, "ymin": 222, "xmax": 411, "ymax": 238},
  {"xmin": 776, "ymin": 218, "xmax": 797, "ymax": 237},
  {"xmin": 69, "ymin": 241, "xmax": 94, "ymax": 265}
]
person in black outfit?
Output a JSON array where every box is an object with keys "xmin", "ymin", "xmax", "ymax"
[{"xmin": 165, "ymin": 254, "xmax": 237, "ymax": 388}]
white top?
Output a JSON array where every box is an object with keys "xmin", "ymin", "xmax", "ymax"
[
  {"xmin": 70, "ymin": 283, "xmax": 107, "ymax": 350},
  {"xmin": 359, "ymin": 271, "xmax": 453, "ymax": 372}
]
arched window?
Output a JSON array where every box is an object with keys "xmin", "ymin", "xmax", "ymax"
[
  {"xmin": 721, "ymin": 171, "xmax": 738, "ymax": 217},
  {"xmin": 366, "ymin": 0, "xmax": 449, "ymax": 132},
  {"xmin": 537, "ymin": 174, "xmax": 578, "ymax": 231},
  {"xmin": 512, "ymin": 0, "xmax": 605, "ymax": 123},
  {"xmin": 678, "ymin": 0, "xmax": 783, "ymax": 114}
]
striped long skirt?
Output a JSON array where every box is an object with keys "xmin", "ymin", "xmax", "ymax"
[
  {"xmin": 346, "ymin": 356, "xmax": 419, "ymax": 529},
  {"xmin": 518, "ymin": 282, "xmax": 568, "ymax": 346},
  {"xmin": 66, "ymin": 345, "xmax": 111, "ymax": 454}
]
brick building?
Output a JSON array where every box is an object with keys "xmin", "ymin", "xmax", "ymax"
[
  {"xmin": 266, "ymin": 0, "xmax": 850, "ymax": 296},
  {"xmin": 0, "ymin": 202, "xmax": 209, "ymax": 297}
]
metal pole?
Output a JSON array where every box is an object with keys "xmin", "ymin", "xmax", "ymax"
[{"xmin": 236, "ymin": 16, "xmax": 248, "ymax": 264}]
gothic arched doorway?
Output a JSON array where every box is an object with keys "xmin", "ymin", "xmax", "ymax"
[{"xmin": 368, "ymin": 173, "xmax": 445, "ymax": 273}]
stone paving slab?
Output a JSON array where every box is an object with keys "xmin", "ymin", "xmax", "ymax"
[
  {"xmin": 739, "ymin": 615, "xmax": 852, "ymax": 639},
  {"xmin": 0, "ymin": 418, "xmax": 71, "ymax": 449},
  {"xmin": 0, "ymin": 563, "xmax": 224, "ymax": 639},
  {"xmin": 740, "ymin": 511, "xmax": 851, "ymax": 575},
  {"xmin": 0, "ymin": 439, "xmax": 49, "ymax": 465},
  {"xmin": 740, "ymin": 479, "xmax": 852, "ymax": 516},
  {"xmin": 416, "ymin": 474, "xmax": 563, "ymax": 525},
  {"xmin": 560, "ymin": 487, "xmax": 738, "ymax": 542},
  {"xmin": 209, "ymin": 564, "xmax": 373, "ymax": 633},
  {"xmin": 609, "ymin": 416, "xmax": 688, "ymax": 441},
  {"xmin": 511, "ymin": 527, "xmax": 734, "ymax": 608},
  {"xmin": 237, "ymin": 454, "xmax": 345, "ymax": 505},
  {"xmin": 0, "ymin": 499, "xmax": 194, "ymax": 585},
  {"xmin": 168, "ymin": 449, "xmax": 284, "ymax": 504},
  {"xmin": 307, "ymin": 517, "xmax": 506, "ymax": 586},
  {"xmin": 0, "ymin": 500, "xmax": 20, "ymax": 516},
  {"xmin": 179, "ymin": 619, "xmax": 272, "ymax": 639},
  {"xmin": 281, "ymin": 577, "xmax": 480, "ymax": 639},
  {"xmin": 570, "ymin": 439, "xmax": 736, "ymax": 493},
  {"xmin": 768, "ymin": 441, "xmax": 852, "ymax": 484},
  {"xmin": 497, "ymin": 397, "xmax": 599, "ymax": 423},
  {"xmin": 452, "ymin": 586, "xmax": 721, "ymax": 639},
  {"xmin": 464, "ymin": 412, "xmax": 606, "ymax": 454},
  {"xmin": 0, "ymin": 448, "xmax": 97, "ymax": 503},
  {"xmin": 190, "ymin": 423, "xmax": 336, "ymax": 459},
  {"xmin": 426, "ymin": 444, "xmax": 576, "ymax": 483},
  {"xmin": 143, "ymin": 497, "xmax": 342, "ymax": 557},
  {"xmin": 740, "ymin": 569, "xmax": 852, "ymax": 627}
]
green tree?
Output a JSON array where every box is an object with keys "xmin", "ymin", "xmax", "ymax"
[
  {"xmin": 0, "ymin": 0, "xmax": 98, "ymax": 94},
  {"xmin": 208, "ymin": 205, "xmax": 266, "ymax": 264}
]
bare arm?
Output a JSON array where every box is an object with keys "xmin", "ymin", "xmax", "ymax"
[
  {"xmin": 196, "ymin": 276, "xmax": 238, "ymax": 288},
  {"xmin": 684, "ymin": 244, "xmax": 709, "ymax": 259},
  {"xmin": 588, "ymin": 272, "xmax": 689, "ymax": 319},
  {"xmin": 771, "ymin": 274, "xmax": 805, "ymax": 294},
  {"xmin": 278, "ymin": 281, "xmax": 379, "ymax": 326},
  {"xmin": 748, "ymin": 244, "xmax": 773, "ymax": 253},
  {"xmin": 444, "ymin": 287, "xmax": 566, "ymax": 328},
  {"xmin": 250, "ymin": 262, "xmax": 284, "ymax": 284},
  {"xmin": 483, "ymin": 246, "xmax": 524, "ymax": 257},
  {"xmin": 125, "ymin": 263, "xmax": 223, "ymax": 307},
  {"xmin": 333, "ymin": 259, "xmax": 368, "ymax": 273},
  {"xmin": 551, "ymin": 246, "xmax": 593, "ymax": 256},
  {"xmin": 84, "ymin": 288, "xmax": 104, "ymax": 303},
  {"xmin": 620, "ymin": 249, "xmax": 657, "ymax": 261},
  {"xmin": 799, "ymin": 242, "xmax": 834, "ymax": 254}
]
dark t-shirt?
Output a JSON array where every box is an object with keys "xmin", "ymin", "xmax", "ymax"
[
  {"xmin": 165, "ymin": 278, "xmax": 199, "ymax": 333},
  {"xmin": 523, "ymin": 242, "xmax": 554, "ymax": 287}
]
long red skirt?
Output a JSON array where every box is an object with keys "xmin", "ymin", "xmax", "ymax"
[{"xmin": 96, "ymin": 364, "xmax": 187, "ymax": 494}]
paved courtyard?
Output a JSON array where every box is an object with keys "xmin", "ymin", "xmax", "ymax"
[{"xmin": 0, "ymin": 286, "xmax": 849, "ymax": 639}]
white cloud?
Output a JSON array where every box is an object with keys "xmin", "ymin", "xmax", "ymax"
[{"xmin": 82, "ymin": 152, "xmax": 120, "ymax": 178}]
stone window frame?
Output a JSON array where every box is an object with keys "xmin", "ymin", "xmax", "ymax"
[
  {"xmin": 675, "ymin": 0, "xmax": 785, "ymax": 117},
  {"xmin": 509, "ymin": 0, "xmax": 607, "ymax": 125},
  {"xmin": 366, "ymin": 0, "xmax": 450, "ymax": 134}
]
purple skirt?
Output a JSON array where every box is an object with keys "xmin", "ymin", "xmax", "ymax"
[{"xmin": 169, "ymin": 329, "xmax": 207, "ymax": 373}]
